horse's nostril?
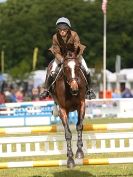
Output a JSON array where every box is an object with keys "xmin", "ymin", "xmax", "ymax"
[{"xmin": 71, "ymin": 89, "xmax": 79, "ymax": 95}]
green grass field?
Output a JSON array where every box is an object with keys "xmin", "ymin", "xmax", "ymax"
[{"xmin": 0, "ymin": 118, "xmax": 133, "ymax": 177}]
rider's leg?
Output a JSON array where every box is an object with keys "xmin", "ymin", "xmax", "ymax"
[
  {"xmin": 40, "ymin": 58, "xmax": 60, "ymax": 98},
  {"xmin": 79, "ymin": 56, "xmax": 96, "ymax": 99}
]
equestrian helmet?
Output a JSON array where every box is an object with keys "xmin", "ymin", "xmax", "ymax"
[{"xmin": 56, "ymin": 17, "xmax": 71, "ymax": 29}]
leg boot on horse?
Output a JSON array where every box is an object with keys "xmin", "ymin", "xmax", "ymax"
[
  {"xmin": 60, "ymin": 109, "xmax": 75, "ymax": 168},
  {"xmin": 75, "ymin": 121, "xmax": 84, "ymax": 159},
  {"xmin": 65, "ymin": 124, "xmax": 75, "ymax": 168},
  {"xmin": 75, "ymin": 101, "xmax": 85, "ymax": 159}
]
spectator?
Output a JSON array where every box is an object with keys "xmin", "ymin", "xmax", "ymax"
[
  {"xmin": 0, "ymin": 91, "xmax": 6, "ymax": 104},
  {"xmin": 31, "ymin": 88, "xmax": 40, "ymax": 101},
  {"xmin": 9, "ymin": 87, "xmax": 17, "ymax": 102},
  {"xmin": 120, "ymin": 82, "xmax": 133, "ymax": 98},
  {"xmin": 112, "ymin": 88, "xmax": 121, "ymax": 98},
  {"xmin": 15, "ymin": 88, "xmax": 24, "ymax": 102}
]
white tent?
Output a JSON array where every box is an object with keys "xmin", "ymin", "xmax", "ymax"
[
  {"xmin": 120, "ymin": 69, "xmax": 133, "ymax": 82},
  {"xmin": 106, "ymin": 70, "xmax": 116, "ymax": 82},
  {"xmin": 28, "ymin": 70, "xmax": 47, "ymax": 88},
  {"xmin": 106, "ymin": 69, "xmax": 133, "ymax": 83}
]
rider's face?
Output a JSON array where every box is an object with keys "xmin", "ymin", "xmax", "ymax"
[{"xmin": 58, "ymin": 28, "xmax": 68, "ymax": 37}]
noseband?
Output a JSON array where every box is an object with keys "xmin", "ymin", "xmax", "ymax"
[{"xmin": 66, "ymin": 78, "xmax": 79, "ymax": 86}]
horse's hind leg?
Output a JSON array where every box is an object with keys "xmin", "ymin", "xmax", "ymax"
[
  {"xmin": 60, "ymin": 108, "xmax": 75, "ymax": 168},
  {"xmin": 75, "ymin": 102, "xmax": 85, "ymax": 159}
]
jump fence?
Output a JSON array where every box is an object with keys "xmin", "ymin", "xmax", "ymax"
[
  {"xmin": 0, "ymin": 101, "xmax": 77, "ymax": 126},
  {"xmin": 0, "ymin": 123, "xmax": 133, "ymax": 134},
  {"xmin": 1, "ymin": 98, "xmax": 133, "ymax": 127},
  {"xmin": 0, "ymin": 123, "xmax": 133, "ymax": 168}
]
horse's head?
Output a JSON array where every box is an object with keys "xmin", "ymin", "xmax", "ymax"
[{"xmin": 63, "ymin": 53, "xmax": 80, "ymax": 96}]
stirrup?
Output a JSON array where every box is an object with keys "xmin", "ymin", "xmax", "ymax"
[
  {"xmin": 87, "ymin": 89, "xmax": 96, "ymax": 99},
  {"xmin": 39, "ymin": 90, "xmax": 49, "ymax": 99}
]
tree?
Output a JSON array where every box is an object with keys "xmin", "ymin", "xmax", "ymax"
[{"xmin": 0, "ymin": 0, "xmax": 133, "ymax": 78}]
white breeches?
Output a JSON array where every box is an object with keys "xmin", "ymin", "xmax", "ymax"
[
  {"xmin": 51, "ymin": 58, "xmax": 60, "ymax": 73},
  {"xmin": 51, "ymin": 56, "xmax": 89, "ymax": 74},
  {"xmin": 79, "ymin": 56, "xmax": 90, "ymax": 74}
]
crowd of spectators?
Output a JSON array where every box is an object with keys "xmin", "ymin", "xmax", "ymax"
[
  {"xmin": 0, "ymin": 80, "xmax": 133, "ymax": 104},
  {"xmin": 112, "ymin": 82, "xmax": 133, "ymax": 99},
  {"xmin": 0, "ymin": 80, "xmax": 52, "ymax": 104}
]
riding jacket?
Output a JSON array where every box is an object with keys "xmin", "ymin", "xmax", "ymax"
[{"xmin": 49, "ymin": 30, "xmax": 86, "ymax": 62}]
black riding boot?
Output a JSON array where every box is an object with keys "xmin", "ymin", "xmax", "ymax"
[
  {"xmin": 40, "ymin": 74, "xmax": 54, "ymax": 99},
  {"xmin": 86, "ymin": 73, "xmax": 96, "ymax": 99}
]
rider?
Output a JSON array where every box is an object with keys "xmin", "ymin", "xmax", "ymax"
[{"xmin": 40, "ymin": 17, "xmax": 96, "ymax": 99}]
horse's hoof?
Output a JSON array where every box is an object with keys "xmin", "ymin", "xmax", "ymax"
[
  {"xmin": 67, "ymin": 157, "xmax": 75, "ymax": 168},
  {"xmin": 75, "ymin": 149, "xmax": 84, "ymax": 159}
]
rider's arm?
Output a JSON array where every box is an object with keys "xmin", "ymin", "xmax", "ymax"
[
  {"xmin": 49, "ymin": 35, "xmax": 64, "ymax": 62},
  {"xmin": 72, "ymin": 31, "xmax": 86, "ymax": 57}
]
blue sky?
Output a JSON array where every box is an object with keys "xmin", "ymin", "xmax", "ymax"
[{"xmin": 0, "ymin": 0, "xmax": 7, "ymax": 3}]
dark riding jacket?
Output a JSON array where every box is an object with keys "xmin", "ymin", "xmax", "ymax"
[{"xmin": 49, "ymin": 30, "xmax": 86, "ymax": 62}]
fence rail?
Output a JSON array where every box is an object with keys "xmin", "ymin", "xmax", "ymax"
[
  {"xmin": 0, "ymin": 123, "xmax": 133, "ymax": 135},
  {"xmin": 1, "ymin": 157, "xmax": 133, "ymax": 169},
  {"xmin": 0, "ymin": 123, "xmax": 133, "ymax": 168},
  {"xmin": 0, "ymin": 130, "xmax": 133, "ymax": 157}
]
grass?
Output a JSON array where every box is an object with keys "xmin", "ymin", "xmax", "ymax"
[
  {"xmin": 1, "ymin": 162, "xmax": 133, "ymax": 177},
  {"xmin": 84, "ymin": 117, "xmax": 133, "ymax": 124},
  {"xmin": 0, "ymin": 118, "xmax": 133, "ymax": 177}
]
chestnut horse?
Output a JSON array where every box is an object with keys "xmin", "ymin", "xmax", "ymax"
[{"xmin": 49, "ymin": 52, "xmax": 87, "ymax": 168}]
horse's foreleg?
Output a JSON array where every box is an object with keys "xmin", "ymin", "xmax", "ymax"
[
  {"xmin": 59, "ymin": 108, "xmax": 75, "ymax": 168},
  {"xmin": 64, "ymin": 124, "xmax": 75, "ymax": 168},
  {"xmin": 75, "ymin": 101, "xmax": 85, "ymax": 159}
]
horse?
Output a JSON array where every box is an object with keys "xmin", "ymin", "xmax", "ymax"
[{"xmin": 48, "ymin": 51, "xmax": 87, "ymax": 168}]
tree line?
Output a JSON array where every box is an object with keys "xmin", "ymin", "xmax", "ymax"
[{"xmin": 0, "ymin": 0, "xmax": 133, "ymax": 79}]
